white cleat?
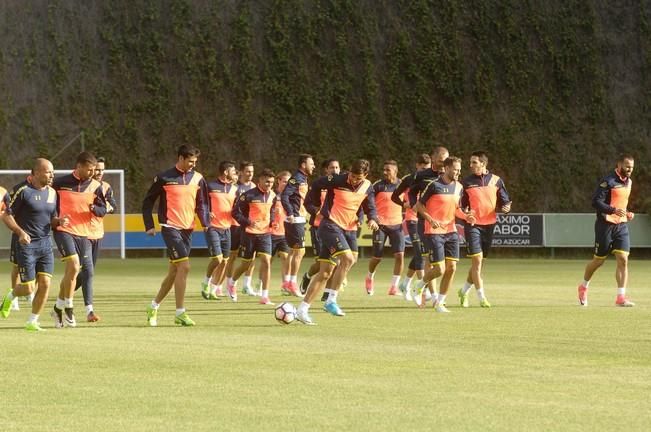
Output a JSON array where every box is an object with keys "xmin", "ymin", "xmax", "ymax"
[
  {"xmin": 404, "ymin": 289, "xmax": 413, "ymax": 302},
  {"xmin": 10, "ymin": 298, "xmax": 19, "ymax": 311},
  {"xmin": 434, "ymin": 302, "xmax": 450, "ymax": 313},
  {"xmin": 296, "ymin": 309, "xmax": 316, "ymax": 326}
]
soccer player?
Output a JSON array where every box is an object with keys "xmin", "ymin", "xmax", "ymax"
[
  {"xmin": 297, "ymin": 159, "xmax": 379, "ymax": 325},
  {"xmin": 300, "ymin": 158, "xmax": 340, "ymax": 297},
  {"xmin": 397, "ymin": 153, "xmax": 431, "ymax": 301},
  {"xmin": 280, "ymin": 154, "xmax": 315, "ymax": 296},
  {"xmin": 1, "ymin": 159, "xmax": 67, "ymax": 330},
  {"xmin": 201, "ymin": 160, "xmax": 237, "ymax": 300},
  {"xmin": 75, "ymin": 156, "xmax": 117, "ymax": 322},
  {"xmin": 268, "ymin": 171, "xmax": 292, "ymax": 294},
  {"xmin": 365, "ymin": 160, "xmax": 405, "ymax": 296},
  {"xmin": 413, "ymin": 157, "xmax": 475, "ymax": 313},
  {"xmin": 52, "ymin": 152, "xmax": 107, "ymax": 328},
  {"xmin": 392, "ymin": 146, "xmax": 450, "ymax": 305},
  {"xmin": 229, "ymin": 169, "xmax": 278, "ymax": 305},
  {"xmin": 142, "ymin": 145, "xmax": 209, "ymax": 327},
  {"xmin": 458, "ymin": 151, "xmax": 511, "ymax": 308},
  {"xmin": 578, "ymin": 154, "xmax": 636, "ymax": 307},
  {"xmin": 224, "ymin": 161, "xmax": 257, "ymax": 297}
]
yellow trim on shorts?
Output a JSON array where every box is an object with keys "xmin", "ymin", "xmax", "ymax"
[
  {"xmin": 612, "ymin": 249, "xmax": 629, "ymax": 256},
  {"xmin": 445, "ymin": 257, "xmax": 459, "ymax": 262},
  {"xmin": 209, "ymin": 254, "xmax": 223, "ymax": 260},
  {"xmin": 593, "ymin": 254, "xmax": 607, "ymax": 260},
  {"xmin": 257, "ymin": 252, "xmax": 272, "ymax": 258},
  {"xmin": 466, "ymin": 252, "xmax": 483, "ymax": 258},
  {"xmin": 277, "ymin": 251, "xmax": 289, "ymax": 258},
  {"xmin": 61, "ymin": 254, "xmax": 79, "ymax": 262},
  {"xmin": 169, "ymin": 257, "xmax": 190, "ymax": 264},
  {"xmin": 12, "ymin": 263, "xmax": 18, "ymax": 267},
  {"xmin": 239, "ymin": 257, "xmax": 255, "ymax": 262},
  {"xmin": 291, "ymin": 246, "xmax": 305, "ymax": 251},
  {"xmin": 332, "ymin": 249, "xmax": 351, "ymax": 258},
  {"xmin": 431, "ymin": 260, "xmax": 445, "ymax": 266},
  {"xmin": 36, "ymin": 272, "xmax": 53, "ymax": 278},
  {"xmin": 19, "ymin": 279, "xmax": 36, "ymax": 285},
  {"xmin": 317, "ymin": 258, "xmax": 337, "ymax": 266}
]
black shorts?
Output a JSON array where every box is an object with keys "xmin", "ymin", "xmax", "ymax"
[
  {"xmin": 230, "ymin": 225, "xmax": 243, "ymax": 252},
  {"xmin": 271, "ymin": 235, "xmax": 290, "ymax": 257},
  {"xmin": 372, "ymin": 224, "xmax": 405, "ymax": 257},
  {"xmin": 594, "ymin": 219, "xmax": 630, "ymax": 258},
  {"xmin": 161, "ymin": 227, "xmax": 193, "ymax": 262},
  {"xmin": 424, "ymin": 232, "xmax": 460, "ymax": 264},
  {"xmin": 16, "ymin": 237, "xmax": 54, "ymax": 283},
  {"xmin": 205, "ymin": 227, "xmax": 231, "ymax": 259},
  {"xmin": 406, "ymin": 220, "xmax": 424, "ymax": 271},
  {"xmin": 239, "ymin": 232, "xmax": 272, "ymax": 260},
  {"xmin": 310, "ymin": 225, "xmax": 321, "ymax": 257},
  {"xmin": 284, "ymin": 221, "xmax": 306, "ymax": 249},
  {"xmin": 9, "ymin": 234, "xmax": 17, "ymax": 265},
  {"xmin": 465, "ymin": 223, "xmax": 495, "ymax": 257}
]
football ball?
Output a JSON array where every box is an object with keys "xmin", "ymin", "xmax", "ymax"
[{"xmin": 274, "ymin": 302, "xmax": 296, "ymax": 325}]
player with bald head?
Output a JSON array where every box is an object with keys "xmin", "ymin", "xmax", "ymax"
[{"xmin": 1, "ymin": 159, "xmax": 69, "ymax": 330}]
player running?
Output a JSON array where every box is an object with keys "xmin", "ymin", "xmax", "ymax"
[
  {"xmin": 74, "ymin": 156, "xmax": 117, "ymax": 322},
  {"xmin": 224, "ymin": 161, "xmax": 257, "ymax": 297},
  {"xmin": 270, "ymin": 171, "xmax": 292, "ymax": 295},
  {"xmin": 201, "ymin": 161, "xmax": 237, "ymax": 300},
  {"xmin": 142, "ymin": 145, "xmax": 209, "ymax": 327},
  {"xmin": 1, "ymin": 159, "xmax": 68, "ymax": 330},
  {"xmin": 413, "ymin": 157, "xmax": 475, "ymax": 312},
  {"xmin": 300, "ymin": 159, "xmax": 341, "ymax": 300},
  {"xmin": 397, "ymin": 153, "xmax": 431, "ymax": 301},
  {"xmin": 296, "ymin": 159, "xmax": 379, "ymax": 325},
  {"xmin": 51, "ymin": 152, "xmax": 107, "ymax": 328},
  {"xmin": 392, "ymin": 146, "xmax": 450, "ymax": 305},
  {"xmin": 280, "ymin": 154, "xmax": 315, "ymax": 296},
  {"xmin": 458, "ymin": 151, "xmax": 511, "ymax": 308},
  {"xmin": 577, "ymin": 154, "xmax": 636, "ymax": 307},
  {"xmin": 365, "ymin": 160, "xmax": 405, "ymax": 296},
  {"xmin": 229, "ymin": 169, "xmax": 278, "ymax": 305}
]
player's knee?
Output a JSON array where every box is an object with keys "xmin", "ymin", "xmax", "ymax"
[
  {"xmin": 445, "ymin": 260, "xmax": 457, "ymax": 274},
  {"xmin": 615, "ymin": 253, "xmax": 628, "ymax": 266},
  {"xmin": 176, "ymin": 260, "xmax": 191, "ymax": 273}
]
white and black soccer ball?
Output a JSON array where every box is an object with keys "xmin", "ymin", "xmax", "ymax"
[{"xmin": 274, "ymin": 302, "xmax": 296, "ymax": 325}]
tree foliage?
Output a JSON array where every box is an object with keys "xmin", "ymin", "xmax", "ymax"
[{"xmin": 0, "ymin": 0, "xmax": 649, "ymax": 211}]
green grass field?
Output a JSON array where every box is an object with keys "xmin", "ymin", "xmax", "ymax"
[{"xmin": 1, "ymin": 257, "xmax": 650, "ymax": 431}]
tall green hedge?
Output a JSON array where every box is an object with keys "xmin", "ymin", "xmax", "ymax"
[{"xmin": 0, "ymin": 0, "xmax": 649, "ymax": 212}]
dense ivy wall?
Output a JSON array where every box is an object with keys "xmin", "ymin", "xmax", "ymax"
[{"xmin": 0, "ymin": 0, "xmax": 649, "ymax": 212}]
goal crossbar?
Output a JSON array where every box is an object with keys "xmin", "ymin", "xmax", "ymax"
[{"xmin": 0, "ymin": 169, "xmax": 126, "ymax": 259}]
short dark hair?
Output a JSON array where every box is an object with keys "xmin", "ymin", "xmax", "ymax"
[
  {"xmin": 350, "ymin": 159, "xmax": 370, "ymax": 175},
  {"xmin": 431, "ymin": 146, "xmax": 449, "ymax": 159},
  {"xmin": 259, "ymin": 168, "xmax": 275, "ymax": 179},
  {"xmin": 96, "ymin": 156, "xmax": 106, "ymax": 164},
  {"xmin": 443, "ymin": 156, "xmax": 462, "ymax": 167},
  {"xmin": 321, "ymin": 158, "xmax": 338, "ymax": 169},
  {"xmin": 471, "ymin": 151, "xmax": 488, "ymax": 165},
  {"xmin": 416, "ymin": 153, "xmax": 431, "ymax": 165},
  {"xmin": 239, "ymin": 161, "xmax": 254, "ymax": 171},
  {"xmin": 618, "ymin": 154, "xmax": 634, "ymax": 163},
  {"xmin": 218, "ymin": 160, "xmax": 235, "ymax": 174},
  {"xmin": 177, "ymin": 145, "xmax": 200, "ymax": 158},
  {"xmin": 383, "ymin": 160, "xmax": 398, "ymax": 167},
  {"xmin": 298, "ymin": 153, "xmax": 313, "ymax": 167},
  {"xmin": 76, "ymin": 151, "xmax": 97, "ymax": 166}
]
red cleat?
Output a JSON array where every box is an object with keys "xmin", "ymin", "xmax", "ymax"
[
  {"xmin": 86, "ymin": 311, "xmax": 101, "ymax": 322},
  {"xmin": 577, "ymin": 284, "xmax": 588, "ymax": 306}
]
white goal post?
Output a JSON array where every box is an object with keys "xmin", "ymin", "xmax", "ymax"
[{"xmin": 0, "ymin": 169, "xmax": 126, "ymax": 259}]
